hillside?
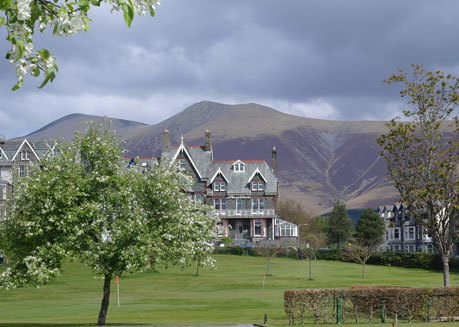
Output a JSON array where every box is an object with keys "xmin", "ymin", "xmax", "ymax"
[{"xmin": 23, "ymin": 101, "xmax": 402, "ymax": 213}]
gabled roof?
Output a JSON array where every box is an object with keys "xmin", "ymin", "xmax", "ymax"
[
  {"xmin": 0, "ymin": 147, "xmax": 8, "ymax": 160},
  {"xmin": 247, "ymin": 167, "xmax": 267, "ymax": 183},
  {"xmin": 11, "ymin": 139, "xmax": 40, "ymax": 162},
  {"xmin": 208, "ymin": 161, "xmax": 277, "ymax": 195},
  {"xmin": 171, "ymin": 141, "xmax": 203, "ymax": 179},
  {"xmin": 209, "ymin": 167, "xmax": 229, "ymax": 184}
]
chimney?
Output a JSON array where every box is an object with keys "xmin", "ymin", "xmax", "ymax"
[
  {"xmin": 272, "ymin": 146, "xmax": 278, "ymax": 175},
  {"xmin": 162, "ymin": 129, "xmax": 170, "ymax": 153},
  {"xmin": 205, "ymin": 129, "xmax": 212, "ymax": 152}
]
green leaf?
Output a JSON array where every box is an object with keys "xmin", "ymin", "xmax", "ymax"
[
  {"xmin": 149, "ymin": 5, "xmax": 155, "ymax": 17},
  {"xmin": 37, "ymin": 49, "xmax": 50, "ymax": 60},
  {"xmin": 82, "ymin": 16, "xmax": 90, "ymax": 32},
  {"xmin": 0, "ymin": 16, "xmax": 5, "ymax": 27},
  {"xmin": 0, "ymin": 0, "xmax": 11, "ymax": 11},
  {"xmin": 122, "ymin": 3, "xmax": 133, "ymax": 27},
  {"xmin": 16, "ymin": 40, "xmax": 25, "ymax": 61},
  {"xmin": 79, "ymin": 0, "xmax": 89, "ymax": 11},
  {"xmin": 38, "ymin": 71, "xmax": 55, "ymax": 89},
  {"xmin": 30, "ymin": 65, "xmax": 40, "ymax": 77},
  {"xmin": 11, "ymin": 79, "xmax": 23, "ymax": 91}
]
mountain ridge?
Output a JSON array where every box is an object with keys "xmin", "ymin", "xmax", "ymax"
[{"xmin": 20, "ymin": 101, "xmax": 401, "ymax": 213}]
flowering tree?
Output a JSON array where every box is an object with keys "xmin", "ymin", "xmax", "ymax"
[
  {"xmin": 0, "ymin": 121, "xmax": 216, "ymax": 325},
  {"xmin": 0, "ymin": 0, "xmax": 160, "ymax": 90},
  {"xmin": 377, "ymin": 65, "xmax": 458, "ymax": 286}
]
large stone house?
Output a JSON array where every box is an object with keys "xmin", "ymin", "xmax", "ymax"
[
  {"xmin": 160, "ymin": 130, "xmax": 298, "ymax": 245},
  {"xmin": 0, "ymin": 138, "xmax": 49, "ymax": 219},
  {"xmin": 378, "ymin": 203, "xmax": 435, "ymax": 253}
]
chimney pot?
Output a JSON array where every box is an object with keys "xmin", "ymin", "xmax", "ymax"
[
  {"xmin": 205, "ymin": 129, "xmax": 212, "ymax": 151},
  {"xmin": 272, "ymin": 146, "xmax": 278, "ymax": 176},
  {"xmin": 162, "ymin": 129, "xmax": 171, "ymax": 154}
]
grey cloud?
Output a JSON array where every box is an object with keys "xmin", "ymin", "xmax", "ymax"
[{"xmin": 1, "ymin": 0, "xmax": 459, "ymax": 138}]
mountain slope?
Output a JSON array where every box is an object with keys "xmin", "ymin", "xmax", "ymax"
[{"xmin": 22, "ymin": 101, "xmax": 401, "ymax": 213}]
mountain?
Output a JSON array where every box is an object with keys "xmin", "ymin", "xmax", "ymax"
[{"xmin": 23, "ymin": 101, "xmax": 402, "ymax": 214}]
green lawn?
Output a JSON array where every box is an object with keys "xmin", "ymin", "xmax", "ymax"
[{"xmin": 0, "ymin": 254, "xmax": 458, "ymax": 326}]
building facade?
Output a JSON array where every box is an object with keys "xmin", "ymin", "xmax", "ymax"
[
  {"xmin": 377, "ymin": 203, "xmax": 435, "ymax": 253},
  {"xmin": 160, "ymin": 130, "xmax": 297, "ymax": 245},
  {"xmin": 0, "ymin": 138, "xmax": 49, "ymax": 219}
]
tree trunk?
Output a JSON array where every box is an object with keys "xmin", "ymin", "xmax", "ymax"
[
  {"xmin": 362, "ymin": 262, "xmax": 366, "ymax": 279},
  {"xmin": 267, "ymin": 259, "xmax": 271, "ymax": 276},
  {"xmin": 97, "ymin": 274, "xmax": 111, "ymax": 326},
  {"xmin": 308, "ymin": 258, "xmax": 312, "ymax": 280},
  {"xmin": 442, "ymin": 255, "xmax": 450, "ymax": 287},
  {"xmin": 195, "ymin": 263, "xmax": 199, "ymax": 276}
]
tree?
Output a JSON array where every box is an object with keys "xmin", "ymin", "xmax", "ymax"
[
  {"xmin": 299, "ymin": 231, "xmax": 326, "ymax": 280},
  {"xmin": 0, "ymin": 121, "xmax": 216, "ymax": 325},
  {"xmin": 326, "ymin": 200, "xmax": 353, "ymax": 248},
  {"xmin": 342, "ymin": 240, "xmax": 378, "ymax": 279},
  {"xmin": 377, "ymin": 64, "xmax": 458, "ymax": 286},
  {"xmin": 0, "ymin": 0, "xmax": 161, "ymax": 90},
  {"xmin": 355, "ymin": 209, "xmax": 385, "ymax": 243},
  {"xmin": 278, "ymin": 198, "xmax": 318, "ymax": 241},
  {"xmin": 254, "ymin": 240, "xmax": 281, "ymax": 276},
  {"xmin": 344, "ymin": 209, "xmax": 385, "ymax": 278}
]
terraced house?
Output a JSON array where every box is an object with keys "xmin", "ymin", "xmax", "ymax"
[{"xmin": 160, "ymin": 129, "xmax": 297, "ymax": 245}]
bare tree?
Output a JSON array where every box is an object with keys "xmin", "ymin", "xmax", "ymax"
[
  {"xmin": 343, "ymin": 239, "xmax": 379, "ymax": 278},
  {"xmin": 255, "ymin": 241, "xmax": 282, "ymax": 276},
  {"xmin": 300, "ymin": 232, "xmax": 326, "ymax": 280}
]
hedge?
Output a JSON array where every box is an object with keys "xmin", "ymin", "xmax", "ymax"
[
  {"xmin": 316, "ymin": 249, "xmax": 459, "ymax": 271},
  {"xmin": 284, "ymin": 286, "xmax": 459, "ymax": 324}
]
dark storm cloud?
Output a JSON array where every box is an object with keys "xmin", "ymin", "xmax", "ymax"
[{"xmin": 1, "ymin": 0, "xmax": 459, "ymax": 138}]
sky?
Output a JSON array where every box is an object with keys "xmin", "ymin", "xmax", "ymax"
[{"xmin": 1, "ymin": 0, "xmax": 459, "ymax": 138}]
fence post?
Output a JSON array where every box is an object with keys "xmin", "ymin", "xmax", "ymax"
[
  {"xmin": 426, "ymin": 298, "xmax": 430, "ymax": 322},
  {"xmin": 336, "ymin": 296, "xmax": 342, "ymax": 324},
  {"xmin": 381, "ymin": 299, "xmax": 386, "ymax": 323}
]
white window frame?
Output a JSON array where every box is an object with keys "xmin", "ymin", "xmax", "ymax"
[
  {"xmin": 234, "ymin": 162, "xmax": 246, "ymax": 172},
  {"xmin": 251, "ymin": 181, "xmax": 258, "ymax": 191},
  {"xmin": 214, "ymin": 198, "xmax": 220, "ymax": 211},
  {"xmin": 179, "ymin": 159, "xmax": 186, "ymax": 170},
  {"xmin": 214, "ymin": 181, "xmax": 226, "ymax": 192},
  {"xmin": 394, "ymin": 228, "xmax": 400, "ymax": 240},
  {"xmin": 221, "ymin": 198, "xmax": 226, "ymax": 213},
  {"xmin": 236, "ymin": 198, "xmax": 242, "ymax": 214},
  {"xmin": 21, "ymin": 150, "xmax": 25, "ymax": 160},
  {"xmin": 251, "ymin": 198, "xmax": 264, "ymax": 213},
  {"xmin": 19, "ymin": 165, "xmax": 25, "ymax": 177},
  {"xmin": 257, "ymin": 181, "xmax": 264, "ymax": 191},
  {"xmin": 408, "ymin": 227, "xmax": 415, "ymax": 240}
]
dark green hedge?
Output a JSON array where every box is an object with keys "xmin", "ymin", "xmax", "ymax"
[{"xmin": 316, "ymin": 249, "xmax": 459, "ymax": 272}]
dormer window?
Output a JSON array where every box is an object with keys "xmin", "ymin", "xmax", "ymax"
[
  {"xmin": 251, "ymin": 181, "xmax": 264, "ymax": 191},
  {"xmin": 233, "ymin": 161, "xmax": 246, "ymax": 172},
  {"xmin": 214, "ymin": 181, "xmax": 226, "ymax": 192},
  {"xmin": 179, "ymin": 159, "xmax": 186, "ymax": 170},
  {"xmin": 21, "ymin": 150, "xmax": 31, "ymax": 161}
]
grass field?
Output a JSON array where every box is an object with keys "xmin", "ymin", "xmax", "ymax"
[{"xmin": 0, "ymin": 254, "xmax": 458, "ymax": 326}]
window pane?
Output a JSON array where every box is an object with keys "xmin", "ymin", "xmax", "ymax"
[
  {"xmin": 259, "ymin": 198, "xmax": 264, "ymax": 210},
  {"xmin": 252, "ymin": 198, "xmax": 258, "ymax": 210},
  {"xmin": 214, "ymin": 182, "xmax": 219, "ymax": 191},
  {"xmin": 255, "ymin": 220, "xmax": 262, "ymax": 235},
  {"xmin": 236, "ymin": 198, "xmax": 242, "ymax": 212},
  {"xmin": 214, "ymin": 199, "xmax": 220, "ymax": 210},
  {"xmin": 221, "ymin": 198, "xmax": 226, "ymax": 210},
  {"xmin": 252, "ymin": 181, "xmax": 257, "ymax": 191},
  {"xmin": 258, "ymin": 181, "xmax": 264, "ymax": 190},
  {"xmin": 220, "ymin": 182, "xmax": 226, "ymax": 191}
]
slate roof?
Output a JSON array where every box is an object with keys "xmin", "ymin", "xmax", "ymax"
[
  {"xmin": 162, "ymin": 140, "xmax": 278, "ymax": 195},
  {"xmin": 0, "ymin": 139, "xmax": 49, "ymax": 165},
  {"xmin": 208, "ymin": 160, "xmax": 277, "ymax": 195}
]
